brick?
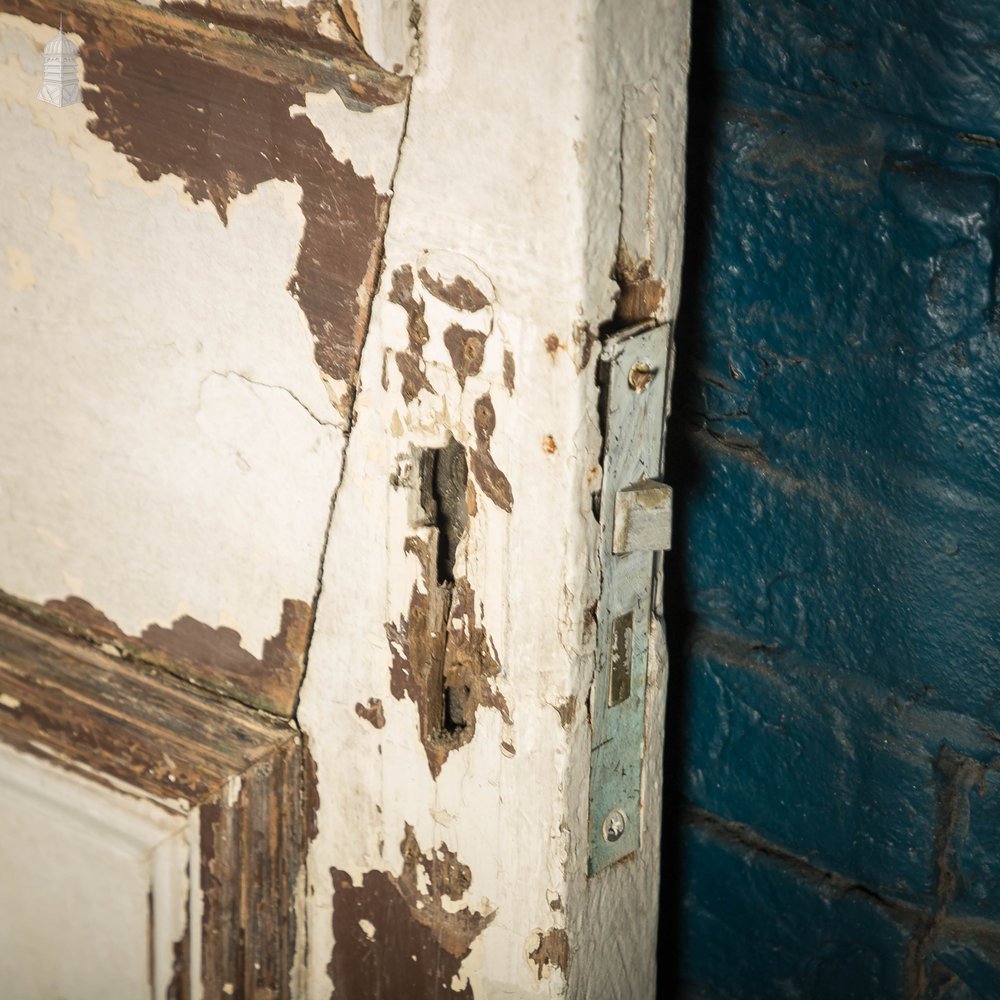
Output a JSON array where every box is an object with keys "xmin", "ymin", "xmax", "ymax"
[
  {"xmin": 923, "ymin": 929, "xmax": 1000, "ymax": 998},
  {"xmin": 682, "ymin": 642, "xmax": 941, "ymax": 902},
  {"xmin": 950, "ymin": 768, "xmax": 1000, "ymax": 923},
  {"xmin": 677, "ymin": 443, "xmax": 1000, "ymax": 725},
  {"xmin": 676, "ymin": 821, "xmax": 912, "ymax": 999},
  {"xmin": 713, "ymin": 0, "xmax": 1000, "ymax": 142}
]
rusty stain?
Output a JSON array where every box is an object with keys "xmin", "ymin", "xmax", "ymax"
[
  {"xmin": 572, "ymin": 320, "xmax": 598, "ymax": 372},
  {"xmin": 469, "ymin": 394, "xmax": 513, "ymax": 513},
  {"xmin": 329, "ymin": 825, "xmax": 494, "ymax": 999},
  {"xmin": 555, "ymin": 696, "xmax": 577, "ymax": 728},
  {"xmin": 443, "ymin": 324, "xmax": 487, "ymax": 389},
  {"xmin": 384, "ymin": 538, "xmax": 510, "ymax": 777},
  {"xmin": 528, "ymin": 928, "xmax": 570, "ymax": 982},
  {"xmin": 389, "ymin": 264, "xmax": 436, "ymax": 403},
  {"xmin": 417, "ymin": 266, "xmax": 491, "ymax": 312},
  {"xmin": 611, "ymin": 245, "xmax": 666, "ymax": 329},
  {"xmin": 355, "ymin": 697, "xmax": 386, "ymax": 729},
  {"xmin": 542, "ymin": 435, "xmax": 557, "ymax": 454},
  {"xmin": 544, "ymin": 333, "xmax": 561, "ymax": 357},
  {"xmin": 628, "ymin": 363, "xmax": 655, "ymax": 392},
  {"xmin": 5, "ymin": 0, "xmax": 406, "ymax": 403},
  {"xmin": 502, "ymin": 349, "xmax": 516, "ymax": 394}
]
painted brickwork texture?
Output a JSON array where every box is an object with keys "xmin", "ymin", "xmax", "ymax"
[{"xmin": 667, "ymin": 2, "xmax": 1000, "ymax": 997}]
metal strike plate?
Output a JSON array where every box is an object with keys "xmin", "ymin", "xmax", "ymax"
[
  {"xmin": 589, "ymin": 321, "xmax": 671, "ymax": 875},
  {"xmin": 613, "ymin": 480, "xmax": 673, "ymax": 554}
]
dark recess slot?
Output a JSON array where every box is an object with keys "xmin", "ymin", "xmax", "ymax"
[
  {"xmin": 443, "ymin": 684, "xmax": 470, "ymax": 732},
  {"xmin": 421, "ymin": 436, "xmax": 469, "ymax": 586}
]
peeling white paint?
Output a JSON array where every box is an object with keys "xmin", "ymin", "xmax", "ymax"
[
  {"xmin": 297, "ymin": 89, "xmax": 407, "ymax": 196},
  {"xmin": 346, "ymin": 0, "xmax": 417, "ymax": 75},
  {"xmin": 0, "ymin": 14, "xmax": 357, "ymax": 653},
  {"xmin": 298, "ymin": 1, "xmax": 689, "ymax": 997}
]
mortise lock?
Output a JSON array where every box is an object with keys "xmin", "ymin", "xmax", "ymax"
[{"xmin": 589, "ymin": 322, "xmax": 672, "ymax": 875}]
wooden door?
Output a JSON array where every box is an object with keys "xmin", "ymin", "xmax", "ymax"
[{"xmin": 0, "ymin": 1, "xmax": 407, "ymax": 995}]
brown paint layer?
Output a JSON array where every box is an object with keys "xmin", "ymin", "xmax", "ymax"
[
  {"xmin": 528, "ymin": 928, "xmax": 570, "ymax": 981},
  {"xmin": 6, "ymin": 0, "xmax": 407, "ymax": 105},
  {"xmin": 417, "ymin": 266, "xmax": 491, "ymax": 312},
  {"xmin": 556, "ymin": 695, "xmax": 577, "ymax": 728},
  {"xmin": 502, "ymin": 349, "xmax": 516, "ymax": 394},
  {"xmin": 4, "ymin": 0, "xmax": 406, "ymax": 397},
  {"xmin": 338, "ymin": 0, "xmax": 363, "ymax": 45},
  {"xmin": 355, "ymin": 697, "xmax": 386, "ymax": 728},
  {"xmin": 389, "ymin": 264, "xmax": 435, "ymax": 403},
  {"xmin": 24, "ymin": 592, "xmax": 310, "ymax": 716},
  {"xmin": 142, "ymin": 598, "xmax": 313, "ymax": 716},
  {"xmin": 329, "ymin": 825, "xmax": 494, "ymax": 998},
  {"xmin": 42, "ymin": 595, "xmax": 127, "ymax": 645},
  {"xmin": 200, "ymin": 735, "xmax": 305, "ymax": 999},
  {"xmin": 443, "ymin": 323, "xmax": 487, "ymax": 389},
  {"xmin": 470, "ymin": 394, "xmax": 514, "ymax": 513},
  {"xmin": 302, "ymin": 731, "xmax": 321, "ymax": 843},
  {"xmin": 163, "ymin": 0, "xmax": 362, "ymax": 62},
  {"xmin": 0, "ymin": 605, "xmax": 295, "ymax": 803},
  {"xmin": 385, "ymin": 538, "xmax": 510, "ymax": 777},
  {"xmin": 166, "ymin": 912, "xmax": 190, "ymax": 1000}
]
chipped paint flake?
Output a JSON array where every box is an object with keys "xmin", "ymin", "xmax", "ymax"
[
  {"xmin": 384, "ymin": 538, "xmax": 510, "ymax": 777},
  {"xmin": 329, "ymin": 825, "xmax": 493, "ymax": 998}
]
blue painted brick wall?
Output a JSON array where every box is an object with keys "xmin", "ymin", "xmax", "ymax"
[{"xmin": 665, "ymin": 2, "xmax": 1000, "ymax": 995}]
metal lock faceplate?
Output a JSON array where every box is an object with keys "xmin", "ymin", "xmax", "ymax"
[{"xmin": 589, "ymin": 322, "xmax": 671, "ymax": 875}]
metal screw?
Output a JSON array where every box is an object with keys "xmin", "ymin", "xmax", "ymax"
[
  {"xmin": 602, "ymin": 809, "xmax": 627, "ymax": 843},
  {"xmin": 628, "ymin": 363, "xmax": 654, "ymax": 392}
]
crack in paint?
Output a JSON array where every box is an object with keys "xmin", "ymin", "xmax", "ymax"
[
  {"xmin": 204, "ymin": 370, "xmax": 340, "ymax": 427},
  {"xmin": 291, "ymin": 58, "xmax": 415, "ymax": 718}
]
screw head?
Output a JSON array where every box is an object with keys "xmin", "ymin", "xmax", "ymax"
[
  {"xmin": 628, "ymin": 363, "xmax": 655, "ymax": 392},
  {"xmin": 602, "ymin": 809, "xmax": 627, "ymax": 843}
]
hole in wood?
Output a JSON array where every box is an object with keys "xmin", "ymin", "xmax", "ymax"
[{"xmin": 418, "ymin": 436, "xmax": 468, "ymax": 586}]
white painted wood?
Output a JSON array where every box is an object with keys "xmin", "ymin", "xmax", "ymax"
[
  {"xmin": 0, "ymin": 14, "xmax": 392, "ymax": 652},
  {"xmin": 298, "ymin": 1, "xmax": 690, "ymax": 996},
  {"xmin": 0, "ymin": 743, "xmax": 190, "ymax": 1000}
]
